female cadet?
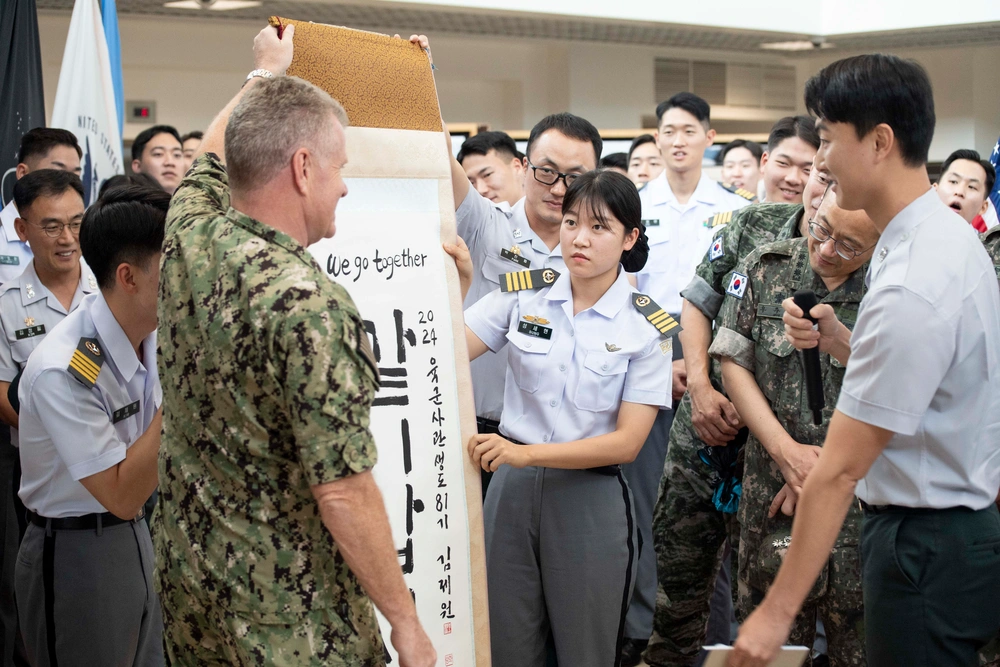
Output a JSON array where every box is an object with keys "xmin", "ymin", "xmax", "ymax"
[{"xmin": 463, "ymin": 170, "xmax": 674, "ymax": 667}]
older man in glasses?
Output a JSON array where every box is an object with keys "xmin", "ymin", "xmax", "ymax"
[{"xmin": 707, "ymin": 188, "xmax": 879, "ymax": 666}]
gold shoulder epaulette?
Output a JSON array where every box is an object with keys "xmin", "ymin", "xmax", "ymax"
[
  {"xmin": 500, "ymin": 268, "xmax": 560, "ymax": 293},
  {"xmin": 722, "ymin": 182, "xmax": 758, "ymax": 202},
  {"xmin": 632, "ymin": 293, "xmax": 682, "ymax": 338},
  {"xmin": 704, "ymin": 210, "xmax": 734, "ymax": 228},
  {"xmin": 67, "ymin": 337, "xmax": 105, "ymax": 388}
]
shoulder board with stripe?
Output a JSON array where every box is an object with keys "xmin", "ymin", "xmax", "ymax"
[
  {"xmin": 67, "ymin": 337, "xmax": 105, "ymax": 388},
  {"xmin": 499, "ymin": 268, "xmax": 560, "ymax": 293},
  {"xmin": 631, "ymin": 293, "xmax": 682, "ymax": 338},
  {"xmin": 704, "ymin": 210, "xmax": 734, "ymax": 228},
  {"xmin": 721, "ymin": 182, "xmax": 758, "ymax": 202}
]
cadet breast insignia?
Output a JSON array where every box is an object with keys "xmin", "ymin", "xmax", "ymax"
[
  {"xmin": 632, "ymin": 293, "xmax": 682, "ymax": 338},
  {"xmin": 726, "ymin": 272, "xmax": 749, "ymax": 299},
  {"xmin": 722, "ymin": 182, "xmax": 758, "ymax": 202},
  {"xmin": 500, "ymin": 268, "xmax": 560, "ymax": 293},
  {"xmin": 24, "ymin": 317, "xmax": 34, "ymax": 327},
  {"xmin": 500, "ymin": 247, "xmax": 530, "ymax": 268},
  {"xmin": 709, "ymin": 236, "xmax": 724, "ymax": 261},
  {"xmin": 605, "ymin": 343, "xmax": 621, "ymax": 352},
  {"xmin": 704, "ymin": 211, "xmax": 734, "ymax": 229},
  {"xmin": 68, "ymin": 337, "xmax": 104, "ymax": 388},
  {"xmin": 522, "ymin": 315, "xmax": 550, "ymax": 325}
]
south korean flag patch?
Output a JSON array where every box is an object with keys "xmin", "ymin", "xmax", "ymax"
[
  {"xmin": 709, "ymin": 237, "xmax": 724, "ymax": 262},
  {"xmin": 726, "ymin": 272, "xmax": 748, "ymax": 299}
]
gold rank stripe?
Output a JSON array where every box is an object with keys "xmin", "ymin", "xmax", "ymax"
[
  {"xmin": 69, "ymin": 350, "xmax": 100, "ymax": 383},
  {"xmin": 714, "ymin": 210, "xmax": 732, "ymax": 227},
  {"xmin": 647, "ymin": 310, "xmax": 680, "ymax": 335},
  {"xmin": 503, "ymin": 270, "xmax": 533, "ymax": 292}
]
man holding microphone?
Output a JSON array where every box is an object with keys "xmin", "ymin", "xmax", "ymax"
[{"xmin": 729, "ymin": 54, "xmax": 1000, "ymax": 667}]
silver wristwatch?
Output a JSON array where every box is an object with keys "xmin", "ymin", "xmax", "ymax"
[{"xmin": 243, "ymin": 69, "xmax": 274, "ymax": 86}]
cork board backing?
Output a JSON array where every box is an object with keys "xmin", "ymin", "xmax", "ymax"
[{"xmin": 268, "ymin": 17, "xmax": 442, "ymax": 132}]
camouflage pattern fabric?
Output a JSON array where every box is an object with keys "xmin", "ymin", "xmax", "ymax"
[
  {"xmin": 982, "ymin": 226, "xmax": 1000, "ymax": 285},
  {"xmin": 155, "ymin": 154, "xmax": 385, "ymax": 664},
  {"xmin": 711, "ymin": 237, "xmax": 867, "ymax": 666},
  {"xmin": 646, "ymin": 203, "xmax": 803, "ymax": 666}
]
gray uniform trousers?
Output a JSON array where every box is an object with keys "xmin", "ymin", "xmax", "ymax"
[
  {"xmin": 622, "ymin": 405, "xmax": 673, "ymax": 640},
  {"xmin": 16, "ymin": 518, "xmax": 164, "ymax": 667},
  {"xmin": 485, "ymin": 465, "xmax": 639, "ymax": 667}
]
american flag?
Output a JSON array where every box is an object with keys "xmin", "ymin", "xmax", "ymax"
[{"xmin": 991, "ymin": 135, "xmax": 1000, "ymax": 212}]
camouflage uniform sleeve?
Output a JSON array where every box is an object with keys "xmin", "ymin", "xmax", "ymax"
[
  {"xmin": 708, "ymin": 252, "xmax": 762, "ymax": 371},
  {"xmin": 275, "ymin": 290, "xmax": 380, "ymax": 486},
  {"xmin": 682, "ymin": 209, "xmax": 752, "ymax": 320},
  {"xmin": 164, "ymin": 153, "xmax": 232, "ymax": 236}
]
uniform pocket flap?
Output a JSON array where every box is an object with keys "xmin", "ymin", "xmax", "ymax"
[
  {"xmin": 506, "ymin": 330, "xmax": 553, "ymax": 354},
  {"xmin": 754, "ymin": 320, "xmax": 795, "ymax": 358},
  {"xmin": 583, "ymin": 351, "xmax": 629, "ymax": 376}
]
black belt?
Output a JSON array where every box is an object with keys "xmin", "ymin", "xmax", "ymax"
[
  {"xmin": 501, "ymin": 432, "xmax": 621, "ymax": 477},
  {"xmin": 858, "ymin": 500, "xmax": 968, "ymax": 515},
  {"xmin": 27, "ymin": 509, "xmax": 144, "ymax": 531}
]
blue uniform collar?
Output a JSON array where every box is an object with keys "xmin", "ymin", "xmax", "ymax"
[
  {"xmin": 91, "ymin": 292, "xmax": 155, "ymax": 382},
  {"xmin": 543, "ymin": 266, "xmax": 632, "ymax": 319}
]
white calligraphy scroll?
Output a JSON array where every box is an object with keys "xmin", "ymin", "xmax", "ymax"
[{"xmin": 278, "ymin": 19, "xmax": 489, "ymax": 667}]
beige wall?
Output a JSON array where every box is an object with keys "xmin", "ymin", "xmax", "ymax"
[{"xmin": 37, "ymin": 11, "xmax": 1000, "ymax": 161}]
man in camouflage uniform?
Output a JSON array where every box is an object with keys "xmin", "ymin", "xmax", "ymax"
[
  {"xmin": 646, "ymin": 168, "xmax": 828, "ymax": 666},
  {"xmin": 155, "ymin": 26, "xmax": 435, "ymax": 666},
  {"xmin": 709, "ymin": 193, "xmax": 879, "ymax": 665}
]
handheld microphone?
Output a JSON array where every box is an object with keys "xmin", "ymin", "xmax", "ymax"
[{"xmin": 792, "ymin": 290, "xmax": 824, "ymax": 426}]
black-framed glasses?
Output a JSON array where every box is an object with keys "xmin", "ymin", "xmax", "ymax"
[
  {"xmin": 32, "ymin": 220, "xmax": 82, "ymax": 239},
  {"xmin": 528, "ymin": 162, "xmax": 581, "ymax": 188},
  {"xmin": 807, "ymin": 221, "xmax": 874, "ymax": 260}
]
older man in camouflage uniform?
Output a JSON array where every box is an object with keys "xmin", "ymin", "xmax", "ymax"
[
  {"xmin": 646, "ymin": 169, "xmax": 828, "ymax": 666},
  {"xmin": 709, "ymin": 193, "xmax": 878, "ymax": 666},
  {"xmin": 155, "ymin": 25, "xmax": 435, "ymax": 667}
]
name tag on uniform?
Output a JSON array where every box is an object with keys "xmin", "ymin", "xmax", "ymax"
[
  {"xmin": 642, "ymin": 218, "xmax": 660, "ymax": 227},
  {"xmin": 518, "ymin": 321, "xmax": 552, "ymax": 340},
  {"xmin": 500, "ymin": 248, "xmax": 530, "ymax": 268},
  {"xmin": 0, "ymin": 256, "xmax": 19, "ymax": 266},
  {"xmin": 112, "ymin": 400, "xmax": 140, "ymax": 424},
  {"xmin": 756, "ymin": 304, "xmax": 784, "ymax": 319},
  {"xmin": 14, "ymin": 325, "xmax": 45, "ymax": 340}
]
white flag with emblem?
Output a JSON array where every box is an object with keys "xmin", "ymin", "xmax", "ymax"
[{"xmin": 50, "ymin": 0, "xmax": 123, "ymax": 205}]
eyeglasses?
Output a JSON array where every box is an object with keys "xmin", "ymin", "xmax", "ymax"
[
  {"xmin": 807, "ymin": 221, "xmax": 874, "ymax": 260},
  {"xmin": 528, "ymin": 162, "xmax": 581, "ymax": 188},
  {"xmin": 32, "ymin": 221, "xmax": 82, "ymax": 239}
]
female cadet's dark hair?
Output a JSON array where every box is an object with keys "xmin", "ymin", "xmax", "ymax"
[
  {"xmin": 562, "ymin": 170, "xmax": 649, "ymax": 272},
  {"xmin": 81, "ymin": 185, "xmax": 169, "ymax": 289},
  {"xmin": 804, "ymin": 54, "xmax": 935, "ymax": 167}
]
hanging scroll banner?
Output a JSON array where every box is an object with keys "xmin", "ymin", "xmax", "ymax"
[{"xmin": 267, "ymin": 17, "xmax": 489, "ymax": 667}]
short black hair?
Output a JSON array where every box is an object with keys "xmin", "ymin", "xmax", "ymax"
[
  {"xmin": 81, "ymin": 185, "xmax": 169, "ymax": 290},
  {"xmin": 600, "ymin": 153, "xmax": 628, "ymax": 171},
  {"xmin": 526, "ymin": 113, "xmax": 602, "ymax": 166},
  {"xmin": 17, "ymin": 128, "xmax": 82, "ymax": 164},
  {"xmin": 804, "ymin": 54, "xmax": 935, "ymax": 167},
  {"xmin": 180, "ymin": 130, "xmax": 203, "ymax": 144},
  {"xmin": 97, "ymin": 172, "xmax": 162, "ymax": 200},
  {"xmin": 456, "ymin": 131, "xmax": 520, "ymax": 165},
  {"xmin": 562, "ymin": 170, "xmax": 648, "ymax": 272},
  {"xmin": 656, "ymin": 92, "xmax": 711, "ymax": 129},
  {"xmin": 767, "ymin": 115, "xmax": 820, "ymax": 153},
  {"xmin": 717, "ymin": 139, "xmax": 763, "ymax": 166},
  {"xmin": 131, "ymin": 125, "xmax": 182, "ymax": 162},
  {"xmin": 12, "ymin": 169, "xmax": 84, "ymax": 214},
  {"xmin": 628, "ymin": 134, "xmax": 657, "ymax": 162},
  {"xmin": 941, "ymin": 149, "xmax": 996, "ymax": 196}
]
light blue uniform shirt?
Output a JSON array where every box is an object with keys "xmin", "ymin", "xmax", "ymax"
[
  {"xmin": 18, "ymin": 292, "xmax": 162, "ymax": 518},
  {"xmin": 637, "ymin": 171, "xmax": 750, "ymax": 314},
  {"xmin": 0, "ymin": 201, "xmax": 34, "ymax": 286},
  {"xmin": 456, "ymin": 188, "xmax": 566, "ymax": 421},
  {"xmin": 465, "ymin": 269, "xmax": 672, "ymax": 446},
  {"xmin": 838, "ymin": 189, "xmax": 1000, "ymax": 510}
]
